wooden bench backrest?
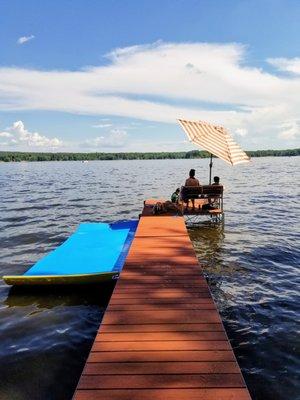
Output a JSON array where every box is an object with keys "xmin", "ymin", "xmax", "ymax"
[
  {"xmin": 181, "ymin": 186, "xmax": 203, "ymax": 196},
  {"xmin": 202, "ymin": 185, "xmax": 223, "ymax": 196},
  {"xmin": 181, "ymin": 185, "xmax": 223, "ymax": 196}
]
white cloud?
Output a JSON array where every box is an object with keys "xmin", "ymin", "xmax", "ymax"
[
  {"xmin": 17, "ymin": 35, "xmax": 35, "ymax": 45},
  {"xmin": 92, "ymin": 121, "xmax": 142, "ymax": 131},
  {"xmin": 92, "ymin": 123, "xmax": 113, "ymax": 128},
  {"xmin": 268, "ymin": 57, "xmax": 300, "ymax": 75},
  {"xmin": 83, "ymin": 129, "xmax": 128, "ymax": 149},
  {"xmin": 235, "ymin": 128, "xmax": 248, "ymax": 137},
  {"xmin": 278, "ymin": 121, "xmax": 300, "ymax": 139},
  {"xmin": 0, "ymin": 131, "xmax": 12, "ymax": 137},
  {"xmin": 0, "ymin": 121, "xmax": 62, "ymax": 149},
  {"xmin": 0, "ymin": 42, "xmax": 300, "ymax": 148}
]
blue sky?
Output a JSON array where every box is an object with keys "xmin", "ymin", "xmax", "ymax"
[{"xmin": 0, "ymin": 0, "xmax": 300, "ymax": 152}]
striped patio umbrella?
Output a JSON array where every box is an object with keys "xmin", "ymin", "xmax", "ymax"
[{"xmin": 178, "ymin": 119, "xmax": 250, "ymax": 183}]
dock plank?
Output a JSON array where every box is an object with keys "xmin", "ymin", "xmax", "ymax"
[
  {"xmin": 94, "ymin": 331, "xmax": 227, "ymax": 341},
  {"xmin": 74, "ymin": 388, "xmax": 251, "ymax": 400},
  {"xmin": 72, "ymin": 213, "xmax": 251, "ymax": 400},
  {"xmin": 101, "ymin": 309, "xmax": 222, "ymax": 324},
  {"xmin": 108, "ymin": 297, "xmax": 215, "ymax": 305},
  {"xmin": 83, "ymin": 361, "xmax": 241, "ymax": 375},
  {"xmin": 99, "ymin": 323, "xmax": 225, "ymax": 333},
  {"xmin": 108, "ymin": 303, "xmax": 217, "ymax": 310},
  {"xmin": 87, "ymin": 350, "xmax": 237, "ymax": 363},
  {"xmin": 78, "ymin": 373, "xmax": 245, "ymax": 389},
  {"xmin": 91, "ymin": 340, "xmax": 231, "ymax": 352},
  {"xmin": 99, "ymin": 322, "xmax": 224, "ymax": 333}
]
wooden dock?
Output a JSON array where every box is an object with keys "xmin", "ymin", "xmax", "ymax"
[{"xmin": 73, "ymin": 207, "xmax": 251, "ymax": 399}]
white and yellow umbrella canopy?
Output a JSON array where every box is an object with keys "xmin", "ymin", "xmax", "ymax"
[{"xmin": 178, "ymin": 119, "xmax": 250, "ymax": 166}]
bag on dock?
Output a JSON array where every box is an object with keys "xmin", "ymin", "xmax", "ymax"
[
  {"xmin": 202, "ymin": 203, "xmax": 216, "ymax": 211},
  {"xmin": 153, "ymin": 202, "xmax": 166, "ymax": 215}
]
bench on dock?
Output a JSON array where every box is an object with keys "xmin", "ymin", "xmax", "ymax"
[{"xmin": 180, "ymin": 185, "xmax": 223, "ymax": 215}]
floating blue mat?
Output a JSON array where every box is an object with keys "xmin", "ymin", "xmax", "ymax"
[{"xmin": 3, "ymin": 220, "xmax": 138, "ymax": 285}]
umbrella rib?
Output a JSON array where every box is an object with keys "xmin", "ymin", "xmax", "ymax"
[{"xmin": 213, "ymin": 126, "xmax": 232, "ymax": 165}]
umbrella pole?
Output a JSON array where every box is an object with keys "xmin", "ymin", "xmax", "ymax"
[{"xmin": 209, "ymin": 154, "xmax": 213, "ymax": 184}]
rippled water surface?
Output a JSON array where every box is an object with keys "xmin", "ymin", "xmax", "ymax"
[{"xmin": 0, "ymin": 158, "xmax": 299, "ymax": 400}]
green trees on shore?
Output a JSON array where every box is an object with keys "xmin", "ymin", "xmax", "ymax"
[{"xmin": 0, "ymin": 148, "xmax": 299, "ymax": 162}]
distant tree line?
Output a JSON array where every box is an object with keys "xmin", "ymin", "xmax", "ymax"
[{"xmin": 0, "ymin": 148, "xmax": 299, "ymax": 162}]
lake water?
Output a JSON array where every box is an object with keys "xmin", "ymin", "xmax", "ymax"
[{"xmin": 0, "ymin": 157, "xmax": 299, "ymax": 400}]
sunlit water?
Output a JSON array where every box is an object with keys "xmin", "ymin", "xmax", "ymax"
[{"xmin": 0, "ymin": 158, "xmax": 299, "ymax": 400}]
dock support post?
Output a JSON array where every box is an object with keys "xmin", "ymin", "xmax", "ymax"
[{"xmin": 209, "ymin": 153, "xmax": 213, "ymax": 184}]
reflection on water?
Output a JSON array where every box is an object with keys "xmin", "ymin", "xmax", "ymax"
[
  {"xmin": 0, "ymin": 157, "xmax": 299, "ymax": 400},
  {"xmin": 1, "ymin": 284, "xmax": 114, "ymax": 400},
  {"xmin": 189, "ymin": 214, "xmax": 300, "ymax": 400},
  {"xmin": 189, "ymin": 222, "xmax": 225, "ymax": 272},
  {"xmin": 5, "ymin": 284, "xmax": 115, "ymax": 308}
]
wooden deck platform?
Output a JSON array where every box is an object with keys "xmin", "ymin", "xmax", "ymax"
[
  {"xmin": 73, "ymin": 208, "xmax": 251, "ymax": 399},
  {"xmin": 141, "ymin": 198, "xmax": 223, "ymax": 218}
]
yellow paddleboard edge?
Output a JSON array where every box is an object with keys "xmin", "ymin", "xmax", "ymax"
[{"xmin": 2, "ymin": 272, "xmax": 120, "ymax": 285}]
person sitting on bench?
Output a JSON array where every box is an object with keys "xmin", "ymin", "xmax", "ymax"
[
  {"xmin": 184, "ymin": 169, "xmax": 200, "ymax": 210},
  {"xmin": 171, "ymin": 188, "xmax": 180, "ymax": 203},
  {"xmin": 212, "ymin": 176, "xmax": 220, "ymax": 185},
  {"xmin": 208, "ymin": 176, "xmax": 222, "ymax": 207}
]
